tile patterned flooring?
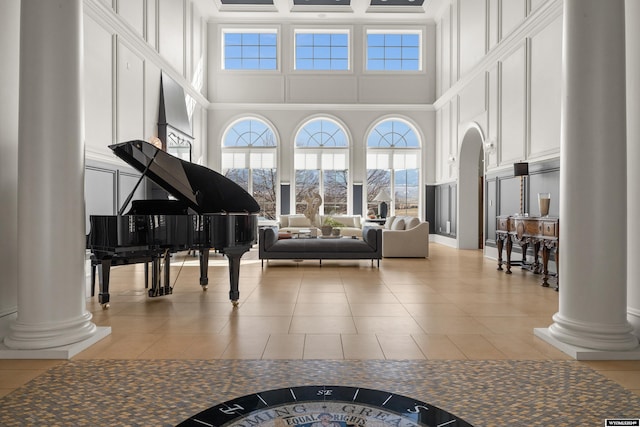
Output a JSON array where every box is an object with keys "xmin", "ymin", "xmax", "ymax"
[{"xmin": 1, "ymin": 243, "xmax": 640, "ymax": 400}]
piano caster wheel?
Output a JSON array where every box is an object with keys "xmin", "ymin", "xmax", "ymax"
[
  {"xmin": 231, "ymin": 300, "xmax": 239, "ymax": 307},
  {"xmin": 101, "ymin": 303, "xmax": 110, "ymax": 310},
  {"xmin": 201, "ymin": 285, "xmax": 208, "ymax": 291}
]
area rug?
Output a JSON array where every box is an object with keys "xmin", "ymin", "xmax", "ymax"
[{"xmin": 0, "ymin": 359, "xmax": 639, "ymax": 427}]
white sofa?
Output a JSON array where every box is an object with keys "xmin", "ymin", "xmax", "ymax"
[
  {"xmin": 317, "ymin": 214, "xmax": 364, "ymax": 237},
  {"xmin": 277, "ymin": 214, "xmax": 318, "ymax": 237},
  {"xmin": 381, "ymin": 216, "xmax": 430, "ymax": 258},
  {"xmin": 278, "ymin": 214, "xmax": 365, "ymax": 238}
]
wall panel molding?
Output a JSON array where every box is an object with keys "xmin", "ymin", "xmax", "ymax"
[
  {"xmin": 434, "ymin": 0, "xmax": 561, "ymax": 110},
  {"xmin": 84, "ymin": 0, "xmax": 207, "ymax": 106},
  {"xmin": 498, "ymin": 42, "xmax": 527, "ymax": 165},
  {"xmin": 434, "ymin": 182, "xmax": 457, "ymax": 237}
]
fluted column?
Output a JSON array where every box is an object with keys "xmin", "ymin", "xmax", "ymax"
[
  {"xmin": 2, "ymin": 0, "xmax": 101, "ymax": 352},
  {"xmin": 534, "ymin": 0, "xmax": 639, "ymax": 358},
  {"xmin": 626, "ymin": 0, "xmax": 640, "ymax": 338}
]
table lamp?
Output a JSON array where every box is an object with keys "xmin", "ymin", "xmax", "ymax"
[
  {"xmin": 513, "ymin": 162, "xmax": 529, "ymax": 215},
  {"xmin": 373, "ymin": 189, "xmax": 391, "ymax": 218}
]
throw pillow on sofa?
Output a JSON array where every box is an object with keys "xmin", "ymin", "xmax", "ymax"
[
  {"xmin": 391, "ymin": 218, "xmax": 405, "ymax": 230},
  {"xmin": 288, "ymin": 216, "xmax": 312, "ymax": 227},
  {"xmin": 406, "ymin": 217, "xmax": 421, "ymax": 229},
  {"xmin": 384, "ymin": 216, "xmax": 395, "ymax": 229},
  {"xmin": 332, "ymin": 215, "xmax": 355, "ymax": 228}
]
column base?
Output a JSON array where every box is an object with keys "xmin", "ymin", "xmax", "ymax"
[
  {"xmin": 0, "ymin": 327, "xmax": 111, "ymax": 359},
  {"xmin": 535, "ymin": 328, "xmax": 640, "ymax": 360},
  {"xmin": 0, "ymin": 313, "xmax": 111, "ymax": 359}
]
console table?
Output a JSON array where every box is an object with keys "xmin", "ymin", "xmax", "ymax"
[{"xmin": 496, "ymin": 215, "xmax": 559, "ymax": 290}]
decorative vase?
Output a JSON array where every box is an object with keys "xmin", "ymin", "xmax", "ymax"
[
  {"xmin": 331, "ymin": 227, "xmax": 341, "ymax": 236},
  {"xmin": 321, "ymin": 225, "xmax": 333, "ymax": 236},
  {"xmin": 538, "ymin": 192, "xmax": 551, "ymax": 217}
]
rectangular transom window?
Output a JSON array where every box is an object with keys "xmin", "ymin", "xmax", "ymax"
[
  {"xmin": 295, "ymin": 29, "xmax": 349, "ymax": 71},
  {"xmin": 222, "ymin": 29, "xmax": 278, "ymax": 70},
  {"xmin": 366, "ymin": 30, "xmax": 422, "ymax": 71}
]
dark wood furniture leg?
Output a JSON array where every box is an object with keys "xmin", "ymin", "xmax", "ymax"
[
  {"xmin": 541, "ymin": 245, "xmax": 550, "ymax": 287},
  {"xmin": 497, "ymin": 235, "xmax": 504, "ymax": 271},
  {"xmin": 505, "ymin": 236, "xmax": 513, "ymax": 274}
]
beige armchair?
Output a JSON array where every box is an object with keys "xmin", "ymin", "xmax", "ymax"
[{"xmin": 382, "ymin": 216, "xmax": 430, "ymax": 258}]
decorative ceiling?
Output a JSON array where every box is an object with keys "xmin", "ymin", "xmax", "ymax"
[
  {"xmin": 219, "ymin": 0, "xmax": 426, "ymax": 5},
  {"xmin": 206, "ymin": 0, "xmax": 444, "ymax": 21}
]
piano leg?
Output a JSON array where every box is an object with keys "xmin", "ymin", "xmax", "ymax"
[
  {"xmin": 96, "ymin": 257, "xmax": 112, "ymax": 309},
  {"xmin": 91, "ymin": 262, "xmax": 97, "ymax": 297},
  {"xmin": 162, "ymin": 250, "xmax": 172, "ymax": 296},
  {"xmin": 144, "ymin": 262, "xmax": 149, "ymax": 289},
  {"xmin": 199, "ymin": 249, "xmax": 209, "ymax": 290},
  {"xmin": 224, "ymin": 247, "xmax": 247, "ymax": 307},
  {"xmin": 149, "ymin": 257, "xmax": 161, "ymax": 297}
]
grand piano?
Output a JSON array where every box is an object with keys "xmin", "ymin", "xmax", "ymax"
[{"xmin": 87, "ymin": 140, "xmax": 260, "ymax": 308}]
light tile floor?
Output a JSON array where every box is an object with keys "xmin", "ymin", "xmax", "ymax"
[{"xmin": 1, "ymin": 243, "xmax": 640, "ymax": 397}]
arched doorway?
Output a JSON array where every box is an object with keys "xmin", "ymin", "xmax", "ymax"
[{"xmin": 457, "ymin": 124, "xmax": 485, "ymax": 250}]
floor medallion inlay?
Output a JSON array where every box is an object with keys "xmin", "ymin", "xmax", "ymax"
[{"xmin": 177, "ymin": 385, "xmax": 475, "ymax": 427}]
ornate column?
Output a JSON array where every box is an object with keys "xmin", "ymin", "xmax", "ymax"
[
  {"xmin": 626, "ymin": 0, "xmax": 640, "ymax": 337},
  {"xmin": 534, "ymin": 0, "xmax": 639, "ymax": 358},
  {"xmin": 2, "ymin": 0, "xmax": 109, "ymax": 356}
]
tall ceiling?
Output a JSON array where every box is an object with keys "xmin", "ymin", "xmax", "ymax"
[{"xmin": 195, "ymin": 0, "xmax": 448, "ymax": 22}]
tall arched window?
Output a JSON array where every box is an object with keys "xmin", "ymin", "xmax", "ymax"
[
  {"xmin": 366, "ymin": 118, "xmax": 421, "ymax": 217},
  {"xmin": 222, "ymin": 118, "xmax": 278, "ymax": 219},
  {"xmin": 294, "ymin": 118, "xmax": 349, "ymax": 216}
]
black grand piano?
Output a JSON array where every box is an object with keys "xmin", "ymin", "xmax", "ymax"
[{"xmin": 87, "ymin": 140, "xmax": 260, "ymax": 308}]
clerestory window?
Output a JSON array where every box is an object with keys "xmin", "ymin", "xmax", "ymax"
[
  {"xmin": 366, "ymin": 30, "xmax": 422, "ymax": 71},
  {"xmin": 222, "ymin": 29, "xmax": 278, "ymax": 70},
  {"xmin": 294, "ymin": 29, "xmax": 350, "ymax": 71}
]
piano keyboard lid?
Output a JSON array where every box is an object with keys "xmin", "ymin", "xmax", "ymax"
[{"xmin": 110, "ymin": 140, "xmax": 260, "ymax": 215}]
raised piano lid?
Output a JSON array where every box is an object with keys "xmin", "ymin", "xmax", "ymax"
[{"xmin": 110, "ymin": 140, "xmax": 260, "ymax": 214}]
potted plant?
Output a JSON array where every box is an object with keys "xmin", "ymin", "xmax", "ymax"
[{"xmin": 322, "ymin": 216, "xmax": 344, "ymax": 236}]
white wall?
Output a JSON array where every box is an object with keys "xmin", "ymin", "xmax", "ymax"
[
  {"xmin": 529, "ymin": 14, "xmax": 562, "ymax": 158},
  {"xmin": 459, "ymin": 0, "xmax": 486, "ymax": 78},
  {"xmin": 0, "ymin": 0, "xmax": 20, "ymax": 317},
  {"xmin": 84, "ymin": 0, "xmax": 208, "ymax": 164},
  {"xmin": 209, "ymin": 21, "xmax": 436, "ymax": 105},
  {"xmin": 206, "ymin": 19, "xmax": 437, "ymax": 213},
  {"xmin": 435, "ymin": 0, "xmax": 562, "ymax": 183}
]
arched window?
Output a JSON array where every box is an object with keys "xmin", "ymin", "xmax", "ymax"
[
  {"xmin": 222, "ymin": 118, "xmax": 277, "ymax": 219},
  {"xmin": 294, "ymin": 118, "xmax": 349, "ymax": 216},
  {"xmin": 366, "ymin": 118, "xmax": 421, "ymax": 218}
]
